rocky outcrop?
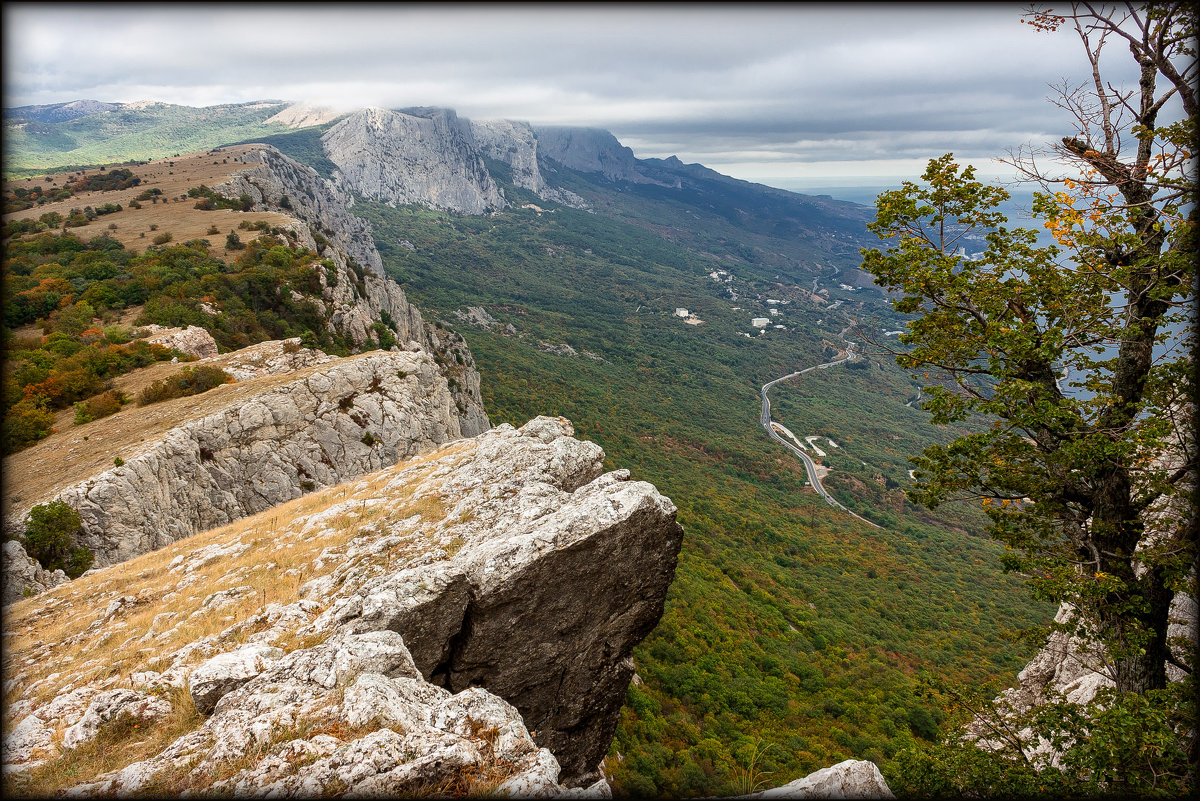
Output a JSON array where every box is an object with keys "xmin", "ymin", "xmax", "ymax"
[
  {"xmin": 216, "ymin": 144, "xmax": 489, "ymax": 436},
  {"xmin": 43, "ymin": 349, "xmax": 464, "ymax": 567},
  {"xmin": 1, "ymin": 540, "xmax": 67, "ymax": 605},
  {"xmin": 209, "ymin": 337, "xmax": 338, "ymax": 381},
  {"xmin": 140, "ymin": 324, "xmax": 219, "ymax": 359},
  {"xmin": 324, "ymin": 107, "xmax": 507, "ymax": 214},
  {"xmin": 748, "ymin": 760, "xmax": 894, "ymax": 798},
  {"xmin": 3, "ymin": 417, "xmax": 682, "ymax": 796}
]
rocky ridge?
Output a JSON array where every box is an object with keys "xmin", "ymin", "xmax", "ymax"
[
  {"xmin": 14, "ymin": 348, "xmax": 464, "ymax": 569},
  {"xmin": 216, "ymin": 143, "xmax": 489, "ymax": 436},
  {"xmin": 323, "ymin": 107, "xmax": 507, "ymax": 215},
  {"xmin": 2, "ymin": 416, "xmax": 684, "ymax": 795},
  {"xmin": 470, "ymin": 119, "xmax": 587, "ymax": 208},
  {"xmin": 533, "ymin": 126, "xmax": 664, "ymax": 185}
]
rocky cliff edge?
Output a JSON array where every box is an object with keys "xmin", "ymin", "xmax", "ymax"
[{"xmin": 2, "ymin": 416, "xmax": 684, "ymax": 795}]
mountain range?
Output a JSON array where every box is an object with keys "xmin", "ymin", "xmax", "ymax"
[{"xmin": 2, "ymin": 99, "xmax": 1071, "ymax": 796}]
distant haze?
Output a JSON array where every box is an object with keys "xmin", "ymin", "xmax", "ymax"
[{"xmin": 2, "ymin": 4, "xmax": 1146, "ymax": 188}]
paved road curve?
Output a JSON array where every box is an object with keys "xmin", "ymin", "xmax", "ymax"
[{"xmin": 760, "ymin": 326, "xmax": 881, "ymax": 529}]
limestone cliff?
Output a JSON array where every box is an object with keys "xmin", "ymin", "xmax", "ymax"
[
  {"xmin": 533, "ymin": 126, "xmax": 661, "ymax": 185},
  {"xmin": 470, "ymin": 119, "xmax": 587, "ymax": 208},
  {"xmin": 11, "ymin": 348, "xmax": 462, "ymax": 569},
  {"xmin": 323, "ymin": 107, "xmax": 507, "ymax": 215},
  {"xmin": 2, "ymin": 417, "xmax": 683, "ymax": 796}
]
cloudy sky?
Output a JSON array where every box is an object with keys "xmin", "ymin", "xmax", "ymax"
[{"xmin": 3, "ymin": 4, "xmax": 1141, "ymax": 189}]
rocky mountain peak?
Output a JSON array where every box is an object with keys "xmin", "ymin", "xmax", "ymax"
[{"xmin": 323, "ymin": 106, "xmax": 507, "ymax": 214}]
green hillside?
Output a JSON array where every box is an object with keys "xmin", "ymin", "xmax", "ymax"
[
  {"xmin": 348, "ymin": 165, "xmax": 1054, "ymax": 795},
  {"xmin": 2, "ymin": 122, "xmax": 1055, "ymax": 795},
  {"xmin": 2, "ymin": 102, "xmax": 297, "ymax": 175}
]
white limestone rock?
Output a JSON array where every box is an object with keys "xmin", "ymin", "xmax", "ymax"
[
  {"xmin": 325, "ymin": 107, "xmax": 506, "ymax": 214},
  {"xmin": 1, "ymin": 540, "xmax": 68, "ymax": 605},
  {"xmin": 749, "ymin": 759, "xmax": 894, "ymax": 798},
  {"xmin": 139, "ymin": 324, "xmax": 219, "ymax": 359},
  {"xmin": 3, "ymin": 417, "xmax": 682, "ymax": 795},
  {"xmin": 188, "ymin": 644, "xmax": 284, "ymax": 714},
  {"xmin": 22, "ymin": 350, "xmax": 464, "ymax": 567},
  {"xmin": 61, "ymin": 689, "xmax": 172, "ymax": 750}
]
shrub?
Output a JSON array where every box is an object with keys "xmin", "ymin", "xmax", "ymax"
[
  {"xmin": 22, "ymin": 501, "xmax": 94, "ymax": 578},
  {"xmin": 152, "ymin": 232, "xmax": 173, "ymax": 245},
  {"xmin": 2, "ymin": 399, "xmax": 56, "ymax": 454},
  {"xmin": 73, "ymin": 389, "xmax": 125, "ymax": 424},
  {"xmin": 113, "ymin": 456, "xmax": 124, "ymax": 467},
  {"xmin": 225, "ymin": 232, "xmax": 245, "ymax": 250},
  {"xmin": 136, "ymin": 365, "xmax": 233, "ymax": 406}
]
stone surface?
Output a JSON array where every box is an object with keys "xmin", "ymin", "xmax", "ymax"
[
  {"xmin": 3, "ymin": 416, "xmax": 680, "ymax": 796},
  {"xmin": 211, "ymin": 337, "xmax": 337, "ymax": 381},
  {"xmin": 60, "ymin": 690, "xmax": 172, "ymax": 750},
  {"xmin": 188, "ymin": 644, "xmax": 284, "ymax": 714},
  {"xmin": 217, "ymin": 144, "xmax": 490, "ymax": 436},
  {"xmin": 23, "ymin": 350, "xmax": 465, "ymax": 567},
  {"xmin": 1, "ymin": 540, "xmax": 68, "ymax": 605},
  {"xmin": 749, "ymin": 759, "xmax": 894, "ymax": 798},
  {"xmin": 139, "ymin": 324, "xmax": 219, "ymax": 359},
  {"xmin": 325, "ymin": 106, "xmax": 506, "ymax": 214}
]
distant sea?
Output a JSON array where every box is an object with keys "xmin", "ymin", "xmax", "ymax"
[{"xmin": 766, "ymin": 178, "xmax": 1192, "ymax": 402}]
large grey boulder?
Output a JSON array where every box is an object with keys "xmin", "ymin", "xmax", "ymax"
[
  {"xmin": 1, "ymin": 540, "xmax": 67, "ymax": 605},
  {"xmin": 188, "ymin": 644, "xmax": 284, "ymax": 714},
  {"xmin": 749, "ymin": 759, "xmax": 894, "ymax": 798}
]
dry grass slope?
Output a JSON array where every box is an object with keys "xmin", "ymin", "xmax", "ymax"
[
  {"xmin": 4, "ymin": 145, "xmax": 293, "ymax": 259},
  {"xmin": 3, "ymin": 438, "xmax": 473, "ymax": 791}
]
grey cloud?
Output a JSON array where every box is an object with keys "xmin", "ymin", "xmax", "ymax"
[{"xmin": 2, "ymin": 4, "xmax": 1148, "ymax": 180}]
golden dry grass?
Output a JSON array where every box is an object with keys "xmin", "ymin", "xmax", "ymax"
[
  {"xmin": 3, "ymin": 438, "xmax": 473, "ymax": 711},
  {"xmin": 5, "ymin": 684, "xmax": 202, "ymax": 797},
  {"xmin": 1, "ymin": 350, "xmax": 386, "ymax": 519},
  {"xmin": 3, "ymin": 145, "xmax": 294, "ymax": 259}
]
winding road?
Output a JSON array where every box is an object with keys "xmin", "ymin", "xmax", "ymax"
[{"xmin": 760, "ymin": 325, "xmax": 881, "ymax": 529}]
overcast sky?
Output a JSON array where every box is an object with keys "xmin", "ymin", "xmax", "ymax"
[{"xmin": 2, "ymin": 3, "xmax": 1143, "ymax": 189}]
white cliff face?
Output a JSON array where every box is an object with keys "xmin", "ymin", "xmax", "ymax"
[
  {"xmin": 324, "ymin": 107, "xmax": 507, "ymax": 214},
  {"xmin": 471, "ymin": 119, "xmax": 587, "ymax": 208},
  {"xmin": 41, "ymin": 349, "xmax": 463, "ymax": 568},
  {"xmin": 3, "ymin": 417, "xmax": 682, "ymax": 796}
]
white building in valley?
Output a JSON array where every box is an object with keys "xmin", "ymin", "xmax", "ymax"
[{"xmin": 751, "ymin": 317, "xmax": 770, "ymax": 328}]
